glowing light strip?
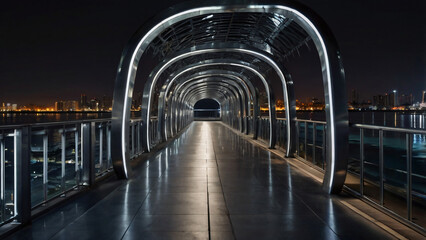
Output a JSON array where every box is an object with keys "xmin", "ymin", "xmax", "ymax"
[
  {"xmin": 147, "ymin": 51, "xmax": 276, "ymax": 148},
  {"xmin": 162, "ymin": 67, "xmax": 254, "ymax": 137}
]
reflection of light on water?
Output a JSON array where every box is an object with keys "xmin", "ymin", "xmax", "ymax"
[
  {"xmin": 413, "ymin": 134, "xmax": 426, "ymax": 145},
  {"xmin": 394, "ymin": 112, "xmax": 397, "ymax": 127}
]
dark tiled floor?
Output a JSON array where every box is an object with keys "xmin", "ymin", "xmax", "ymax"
[{"xmin": 7, "ymin": 122, "xmax": 396, "ymax": 240}]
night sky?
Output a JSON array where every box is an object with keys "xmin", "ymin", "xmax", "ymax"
[{"xmin": 1, "ymin": 0, "xmax": 425, "ymax": 106}]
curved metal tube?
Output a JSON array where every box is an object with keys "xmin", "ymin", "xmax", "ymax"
[
  {"xmin": 112, "ymin": 1, "xmax": 348, "ymax": 193},
  {"xmin": 158, "ymin": 67, "xmax": 258, "ymax": 140},
  {"xmin": 140, "ymin": 48, "xmax": 279, "ymax": 153},
  {"xmin": 159, "ymin": 64, "xmax": 261, "ymax": 140},
  {"xmin": 171, "ymin": 82, "xmax": 240, "ymax": 134},
  {"xmin": 170, "ymin": 76, "xmax": 250, "ymax": 134},
  {"xmin": 174, "ymin": 80, "xmax": 245, "ymax": 132}
]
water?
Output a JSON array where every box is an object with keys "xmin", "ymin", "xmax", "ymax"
[
  {"xmin": 293, "ymin": 110, "xmax": 426, "ymax": 130},
  {"xmin": 0, "ymin": 112, "xmax": 141, "ymax": 125}
]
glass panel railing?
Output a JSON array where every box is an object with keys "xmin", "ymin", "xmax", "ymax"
[
  {"xmin": 314, "ymin": 123, "xmax": 326, "ymax": 170},
  {"xmin": 382, "ymin": 131, "xmax": 406, "ymax": 217},
  {"xmin": 2, "ymin": 133, "xmax": 15, "ymax": 223},
  {"xmin": 411, "ymin": 133, "xmax": 426, "ymax": 229},
  {"xmin": 297, "ymin": 122, "xmax": 306, "ymax": 158},
  {"xmin": 0, "ymin": 118, "xmax": 149, "ymax": 226},
  {"xmin": 346, "ymin": 127, "xmax": 361, "ymax": 193},
  {"xmin": 351, "ymin": 123, "xmax": 426, "ymax": 230},
  {"xmin": 64, "ymin": 129, "xmax": 77, "ymax": 190},
  {"xmin": 47, "ymin": 127, "xmax": 62, "ymax": 200},
  {"xmin": 30, "ymin": 132, "xmax": 44, "ymax": 207},
  {"xmin": 362, "ymin": 129, "xmax": 380, "ymax": 203}
]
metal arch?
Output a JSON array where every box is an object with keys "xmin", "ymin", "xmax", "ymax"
[
  {"xmin": 112, "ymin": 1, "xmax": 348, "ymax": 194},
  {"xmin": 172, "ymin": 84, "xmax": 238, "ymax": 127},
  {"xmin": 179, "ymin": 86, "xmax": 239, "ymax": 127},
  {"xmin": 168, "ymin": 73, "xmax": 251, "ymax": 135},
  {"xmin": 177, "ymin": 83, "xmax": 240, "ymax": 111},
  {"xmin": 172, "ymin": 74, "xmax": 250, "ymax": 135},
  {"xmin": 158, "ymin": 68, "xmax": 257, "ymax": 141},
  {"xmin": 175, "ymin": 83, "xmax": 244, "ymax": 133},
  {"xmin": 181, "ymin": 89, "xmax": 230, "ymax": 128},
  {"xmin": 140, "ymin": 48, "xmax": 280, "ymax": 153},
  {"xmin": 183, "ymin": 87, "xmax": 237, "ymax": 123},
  {"xmin": 173, "ymin": 80, "xmax": 245, "ymax": 131},
  {"xmin": 141, "ymin": 52, "xmax": 279, "ymax": 152},
  {"xmin": 159, "ymin": 71, "xmax": 258, "ymax": 138},
  {"xmin": 189, "ymin": 94, "xmax": 223, "ymax": 107},
  {"xmin": 157, "ymin": 63, "xmax": 260, "ymax": 138},
  {"xmin": 179, "ymin": 71, "xmax": 256, "ymax": 135},
  {"xmin": 158, "ymin": 69, "xmax": 257, "ymax": 138},
  {"xmin": 170, "ymin": 82, "xmax": 241, "ymax": 135},
  {"xmin": 158, "ymin": 63, "xmax": 262, "ymax": 140}
]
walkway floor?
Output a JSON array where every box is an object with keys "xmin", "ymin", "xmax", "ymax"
[{"xmin": 8, "ymin": 122, "xmax": 397, "ymax": 240}]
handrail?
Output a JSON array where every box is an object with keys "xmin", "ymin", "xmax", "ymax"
[{"xmin": 352, "ymin": 123, "xmax": 426, "ymax": 134}]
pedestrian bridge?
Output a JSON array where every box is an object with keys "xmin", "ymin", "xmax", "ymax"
[
  {"xmin": 1, "ymin": 0, "xmax": 425, "ymax": 239},
  {"xmin": 5, "ymin": 121, "xmax": 423, "ymax": 239}
]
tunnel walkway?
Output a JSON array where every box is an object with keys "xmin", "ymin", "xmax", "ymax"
[{"xmin": 8, "ymin": 122, "xmax": 397, "ymax": 240}]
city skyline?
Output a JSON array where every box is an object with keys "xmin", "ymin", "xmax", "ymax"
[
  {"xmin": 0, "ymin": 0, "xmax": 425, "ymax": 106},
  {"xmin": 1, "ymin": 88, "xmax": 425, "ymax": 112}
]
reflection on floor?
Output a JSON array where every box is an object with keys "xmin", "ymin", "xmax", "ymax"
[{"xmin": 7, "ymin": 122, "xmax": 397, "ymax": 239}]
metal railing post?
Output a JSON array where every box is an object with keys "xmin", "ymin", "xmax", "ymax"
[
  {"xmin": 14, "ymin": 127, "xmax": 31, "ymax": 225},
  {"xmin": 406, "ymin": 133, "xmax": 412, "ymax": 221},
  {"xmin": 107, "ymin": 123, "xmax": 112, "ymax": 168},
  {"xmin": 81, "ymin": 122, "xmax": 95, "ymax": 186},
  {"xmin": 61, "ymin": 127, "xmax": 66, "ymax": 195},
  {"xmin": 313, "ymin": 122, "xmax": 316, "ymax": 164},
  {"xmin": 100, "ymin": 124, "xmax": 105, "ymax": 170},
  {"xmin": 304, "ymin": 122, "xmax": 308, "ymax": 160},
  {"xmin": 322, "ymin": 124, "xmax": 326, "ymax": 169},
  {"xmin": 131, "ymin": 122, "xmax": 135, "ymax": 158},
  {"xmin": 43, "ymin": 132, "xmax": 48, "ymax": 203},
  {"xmin": 137, "ymin": 122, "xmax": 141, "ymax": 154},
  {"xmin": 75, "ymin": 126, "xmax": 80, "ymax": 187},
  {"xmin": 360, "ymin": 128, "xmax": 364, "ymax": 196},
  {"xmin": 379, "ymin": 129, "xmax": 384, "ymax": 206},
  {"xmin": 296, "ymin": 121, "xmax": 300, "ymax": 156},
  {"xmin": 0, "ymin": 133, "xmax": 5, "ymax": 222}
]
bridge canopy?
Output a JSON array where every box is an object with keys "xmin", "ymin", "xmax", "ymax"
[{"xmin": 111, "ymin": 0, "xmax": 349, "ymax": 194}]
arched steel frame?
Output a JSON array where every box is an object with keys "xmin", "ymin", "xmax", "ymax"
[
  {"xmin": 158, "ymin": 67, "xmax": 260, "ymax": 140},
  {"xmin": 140, "ymin": 46, "xmax": 287, "ymax": 152},
  {"xmin": 171, "ymin": 76, "xmax": 250, "ymax": 135},
  {"xmin": 175, "ymin": 82, "xmax": 245, "ymax": 132},
  {"xmin": 112, "ymin": 1, "xmax": 348, "ymax": 194},
  {"xmin": 159, "ymin": 69, "xmax": 254, "ymax": 138},
  {"xmin": 157, "ymin": 59, "xmax": 269, "ymax": 139}
]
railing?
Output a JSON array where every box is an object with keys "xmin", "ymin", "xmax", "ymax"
[
  {"xmin": 0, "ymin": 117, "xmax": 154, "ymax": 226},
  {"xmin": 347, "ymin": 124, "xmax": 426, "ymax": 229},
  {"xmin": 294, "ymin": 119, "xmax": 327, "ymax": 170},
  {"xmin": 255, "ymin": 117, "xmax": 426, "ymax": 230},
  {"xmin": 258, "ymin": 118, "xmax": 270, "ymax": 142},
  {"xmin": 1, "ymin": 115, "xmax": 424, "ymax": 230}
]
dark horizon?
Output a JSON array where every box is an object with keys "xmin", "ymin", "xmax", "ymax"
[{"xmin": 1, "ymin": 0, "xmax": 425, "ymax": 105}]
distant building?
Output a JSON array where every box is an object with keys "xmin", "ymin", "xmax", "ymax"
[
  {"xmin": 65, "ymin": 101, "xmax": 78, "ymax": 111},
  {"xmin": 55, "ymin": 101, "xmax": 64, "ymax": 111},
  {"xmin": 350, "ymin": 89, "xmax": 359, "ymax": 105},
  {"xmin": 101, "ymin": 95, "xmax": 113, "ymax": 111},
  {"xmin": 388, "ymin": 90, "xmax": 398, "ymax": 107},
  {"xmin": 90, "ymin": 99, "xmax": 99, "ymax": 111},
  {"xmin": 399, "ymin": 94, "xmax": 413, "ymax": 106},
  {"xmin": 80, "ymin": 94, "xmax": 88, "ymax": 110},
  {"xmin": 373, "ymin": 94, "xmax": 387, "ymax": 109},
  {"xmin": 421, "ymin": 90, "xmax": 426, "ymax": 109}
]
